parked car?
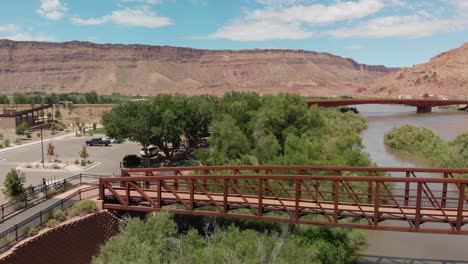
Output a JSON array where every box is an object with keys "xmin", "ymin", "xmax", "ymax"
[
  {"xmin": 101, "ymin": 137, "xmax": 124, "ymax": 144},
  {"xmin": 122, "ymin": 155, "xmax": 142, "ymax": 168},
  {"xmin": 140, "ymin": 145, "xmax": 159, "ymax": 157},
  {"xmin": 86, "ymin": 138, "xmax": 111, "ymax": 146}
]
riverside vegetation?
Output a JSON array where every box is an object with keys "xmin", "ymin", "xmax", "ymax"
[
  {"xmin": 384, "ymin": 125, "xmax": 468, "ymax": 169},
  {"xmin": 96, "ymin": 92, "xmax": 377, "ymax": 263}
]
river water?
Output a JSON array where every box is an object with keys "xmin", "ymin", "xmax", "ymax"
[{"xmin": 355, "ymin": 105, "xmax": 468, "ymax": 263}]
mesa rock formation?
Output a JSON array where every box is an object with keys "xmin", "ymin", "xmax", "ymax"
[
  {"xmin": 366, "ymin": 43, "xmax": 468, "ymax": 97},
  {"xmin": 0, "ymin": 40, "xmax": 396, "ymax": 96}
]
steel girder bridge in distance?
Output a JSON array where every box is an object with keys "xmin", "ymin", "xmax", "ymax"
[
  {"xmin": 307, "ymin": 98, "xmax": 468, "ymax": 113},
  {"xmin": 99, "ymin": 166, "xmax": 468, "ymax": 234}
]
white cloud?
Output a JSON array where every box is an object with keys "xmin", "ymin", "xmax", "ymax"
[
  {"xmin": 204, "ymin": 0, "xmax": 383, "ymax": 41},
  {"xmin": 206, "ymin": 20, "xmax": 313, "ymax": 41},
  {"xmin": 120, "ymin": 0, "xmax": 164, "ymax": 4},
  {"xmin": 250, "ymin": 0, "xmax": 384, "ymax": 25},
  {"xmin": 0, "ymin": 32, "xmax": 55, "ymax": 42},
  {"xmin": 72, "ymin": 6, "xmax": 172, "ymax": 28},
  {"xmin": 345, "ymin": 45, "xmax": 365, "ymax": 50},
  {"xmin": 449, "ymin": 0, "xmax": 468, "ymax": 8},
  {"xmin": 329, "ymin": 15, "xmax": 468, "ymax": 38},
  {"xmin": 37, "ymin": 0, "xmax": 68, "ymax": 20},
  {"xmin": 0, "ymin": 24, "xmax": 18, "ymax": 33}
]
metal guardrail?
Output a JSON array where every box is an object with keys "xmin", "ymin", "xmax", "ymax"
[
  {"xmin": 0, "ymin": 174, "xmax": 103, "ymax": 223},
  {"xmin": 0, "ymin": 186, "xmax": 99, "ymax": 253}
]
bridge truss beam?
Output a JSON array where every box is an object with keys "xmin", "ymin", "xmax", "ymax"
[{"xmin": 100, "ymin": 166, "xmax": 468, "ymax": 234}]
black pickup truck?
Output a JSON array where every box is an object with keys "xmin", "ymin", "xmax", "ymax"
[{"xmin": 85, "ymin": 138, "xmax": 111, "ymax": 146}]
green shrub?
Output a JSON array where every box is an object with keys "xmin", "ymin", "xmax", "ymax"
[
  {"xmin": 67, "ymin": 200, "xmax": 98, "ymax": 217},
  {"xmin": 0, "ymin": 234, "xmax": 15, "ymax": 246},
  {"xmin": 52, "ymin": 164, "xmax": 61, "ymax": 170},
  {"xmin": 28, "ymin": 227, "xmax": 39, "ymax": 237},
  {"xmin": 25, "ymin": 164, "xmax": 32, "ymax": 168},
  {"xmin": 52, "ymin": 210, "xmax": 67, "ymax": 222},
  {"xmin": 80, "ymin": 160, "xmax": 86, "ymax": 166},
  {"xmin": 74, "ymin": 159, "xmax": 80, "ymax": 164},
  {"xmin": 46, "ymin": 219, "xmax": 59, "ymax": 228},
  {"xmin": 3, "ymin": 139, "xmax": 10, "ymax": 147}
]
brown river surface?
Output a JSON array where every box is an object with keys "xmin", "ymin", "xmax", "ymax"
[{"xmin": 355, "ymin": 104, "xmax": 468, "ymax": 263}]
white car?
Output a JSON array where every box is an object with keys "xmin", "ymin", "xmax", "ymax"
[
  {"xmin": 140, "ymin": 145, "xmax": 159, "ymax": 157},
  {"xmin": 101, "ymin": 137, "xmax": 116, "ymax": 144}
]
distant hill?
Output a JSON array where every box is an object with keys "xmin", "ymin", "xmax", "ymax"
[
  {"xmin": 0, "ymin": 40, "xmax": 396, "ymax": 96},
  {"xmin": 365, "ymin": 43, "xmax": 468, "ymax": 97}
]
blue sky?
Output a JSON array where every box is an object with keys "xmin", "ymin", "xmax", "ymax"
[{"xmin": 0, "ymin": 0, "xmax": 467, "ymax": 67}]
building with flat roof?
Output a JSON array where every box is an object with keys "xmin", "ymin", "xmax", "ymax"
[{"xmin": 0, "ymin": 104, "xmax": 53, "ymax": 129}]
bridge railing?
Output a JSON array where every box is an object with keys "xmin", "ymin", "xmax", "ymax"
[
  {"xmin": 0, "ymin": 174, "xmax": 104, "ymax": 223},
  {"xmin": 100, "ymin": 170, "xmax": 468, "ymax": 234}
]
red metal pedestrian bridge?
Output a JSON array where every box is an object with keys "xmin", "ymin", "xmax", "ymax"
[
  {"xmin": 307, "ymin": 98, "xmax": 468, "ymax": 113},
  {"xmin": 99, "ymin": 166, "xmax": 468, "ymax": 234}
]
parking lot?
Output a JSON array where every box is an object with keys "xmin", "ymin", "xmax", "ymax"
[{"xmin": 0, "ymin": 134, "xmax": 141, "ymax": 202}]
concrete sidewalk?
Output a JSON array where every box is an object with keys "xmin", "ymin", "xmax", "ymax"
[
  {"xmin": 0, "ymin": 185, "xmax": 98, "ymax": 234},
  {"xmin": 0, "ymin": 132, "xmax": 75, "ymax": 154}
]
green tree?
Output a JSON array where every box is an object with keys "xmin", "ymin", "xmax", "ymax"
[
  {"xmin": 13, "ymin": 92, "xmax": 30, "ymax": 104},
  {"xmin": 47, "ymin": 143, "xmax": 55, "ymax": 162},
  {"xmin": 54, "ymin": 106, "xmax": 62, "ymax": 119},
  {"xmin": 79, "ymin": 145, "xmax": 89, "ymax": 162},
  {"xmin": 44, "ymin": 93, "xmax": 58, "ymax": 104},
  {"xmin": 209, "ymin": 115, "xmax": 251, "ymax": 161},
  {"xmin": 85, "ymin": 91, "xmax": 99, "ymax": 104},
  {"xmin": 3, "ymin": 169, "xmax": 26, "ymax": 199},
  {"xmin": 16, "ymin": 123, "xmax": 28, "ymax": 139},
  {"xmin": 0, "ymin": 95, "xmax": 9, "ymax": 104},
  {"xmin": 103, "ymin": 101, "xmax": 154, "ymax": 165}
]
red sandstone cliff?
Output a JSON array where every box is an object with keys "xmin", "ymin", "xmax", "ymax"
[
  {"xmin": 0, "ymin": 40, "xmax": 396, "ymax": 96},
  {"xmin": 366, "ymin": 43, "xmax": 468, "ymax": 97}
]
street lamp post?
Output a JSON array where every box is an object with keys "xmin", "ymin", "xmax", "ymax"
[{"xmin": 40, "ymin": 123, "xmax": 44, "ymax": 167}]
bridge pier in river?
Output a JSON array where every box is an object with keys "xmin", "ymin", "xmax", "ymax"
[{"xmin": 416, "ymin": 105, "xmax": 432, "ymax": 113}]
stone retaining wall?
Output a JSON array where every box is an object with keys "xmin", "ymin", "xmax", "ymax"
[{"xmin": 0, "ymin": 211, "xmax": 120, "ymax": 264}]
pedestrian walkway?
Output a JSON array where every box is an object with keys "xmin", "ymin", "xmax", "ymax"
[{"xmin": 0, "ymin": 185, "xmax": 97, "ymax": 233}]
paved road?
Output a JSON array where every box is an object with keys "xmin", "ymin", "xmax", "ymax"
[
  {"xmin": 0, "ymin": 133, "xmax": 139, "ymax": 234},
  {"xmin": 0, "ymin": 134, "xmax": 141, "ymax": 202}
]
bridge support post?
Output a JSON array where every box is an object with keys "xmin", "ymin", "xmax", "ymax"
[
  {"xmin": 417, "ymin": 106, "xmax": 432, "ymax": 113},
  {"xmin": 333, "ymin": 181, "xmax": 339, "ymax": 223},
  {"xmin": 415, "ymin": 182, "xmax": 423, "ymax": 229},
  {"xmin": 404, "ymin": 171, "xmax": 410, "ymax": 206},
  {"xmin": 295, "ymin": 180, "xmax": 301, "ymax": 220},
  {"xmin": 223, "ymin": 179, "xmax": 229, "ymax": 213},
  {"xmin": 374, "ymin": 181, "xmax": 380, "ymax": 226},
  {"xmin": 258, "ymin": 179, "xmax": 263, "ymax": 217},
  {"xmin": 442, "ymin": 172, "xmax": 448, "ymax": 208},
  {"xmin": 157, "ymin": 180, "xmax": 162, "ymax": 209},
  {"xmin": 189, "ymin": 179, "xmax": 194, "ymax": 211},
  {"xmin": 456, "ymin": 184, "xmax": 465, "ymax": 231}
]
